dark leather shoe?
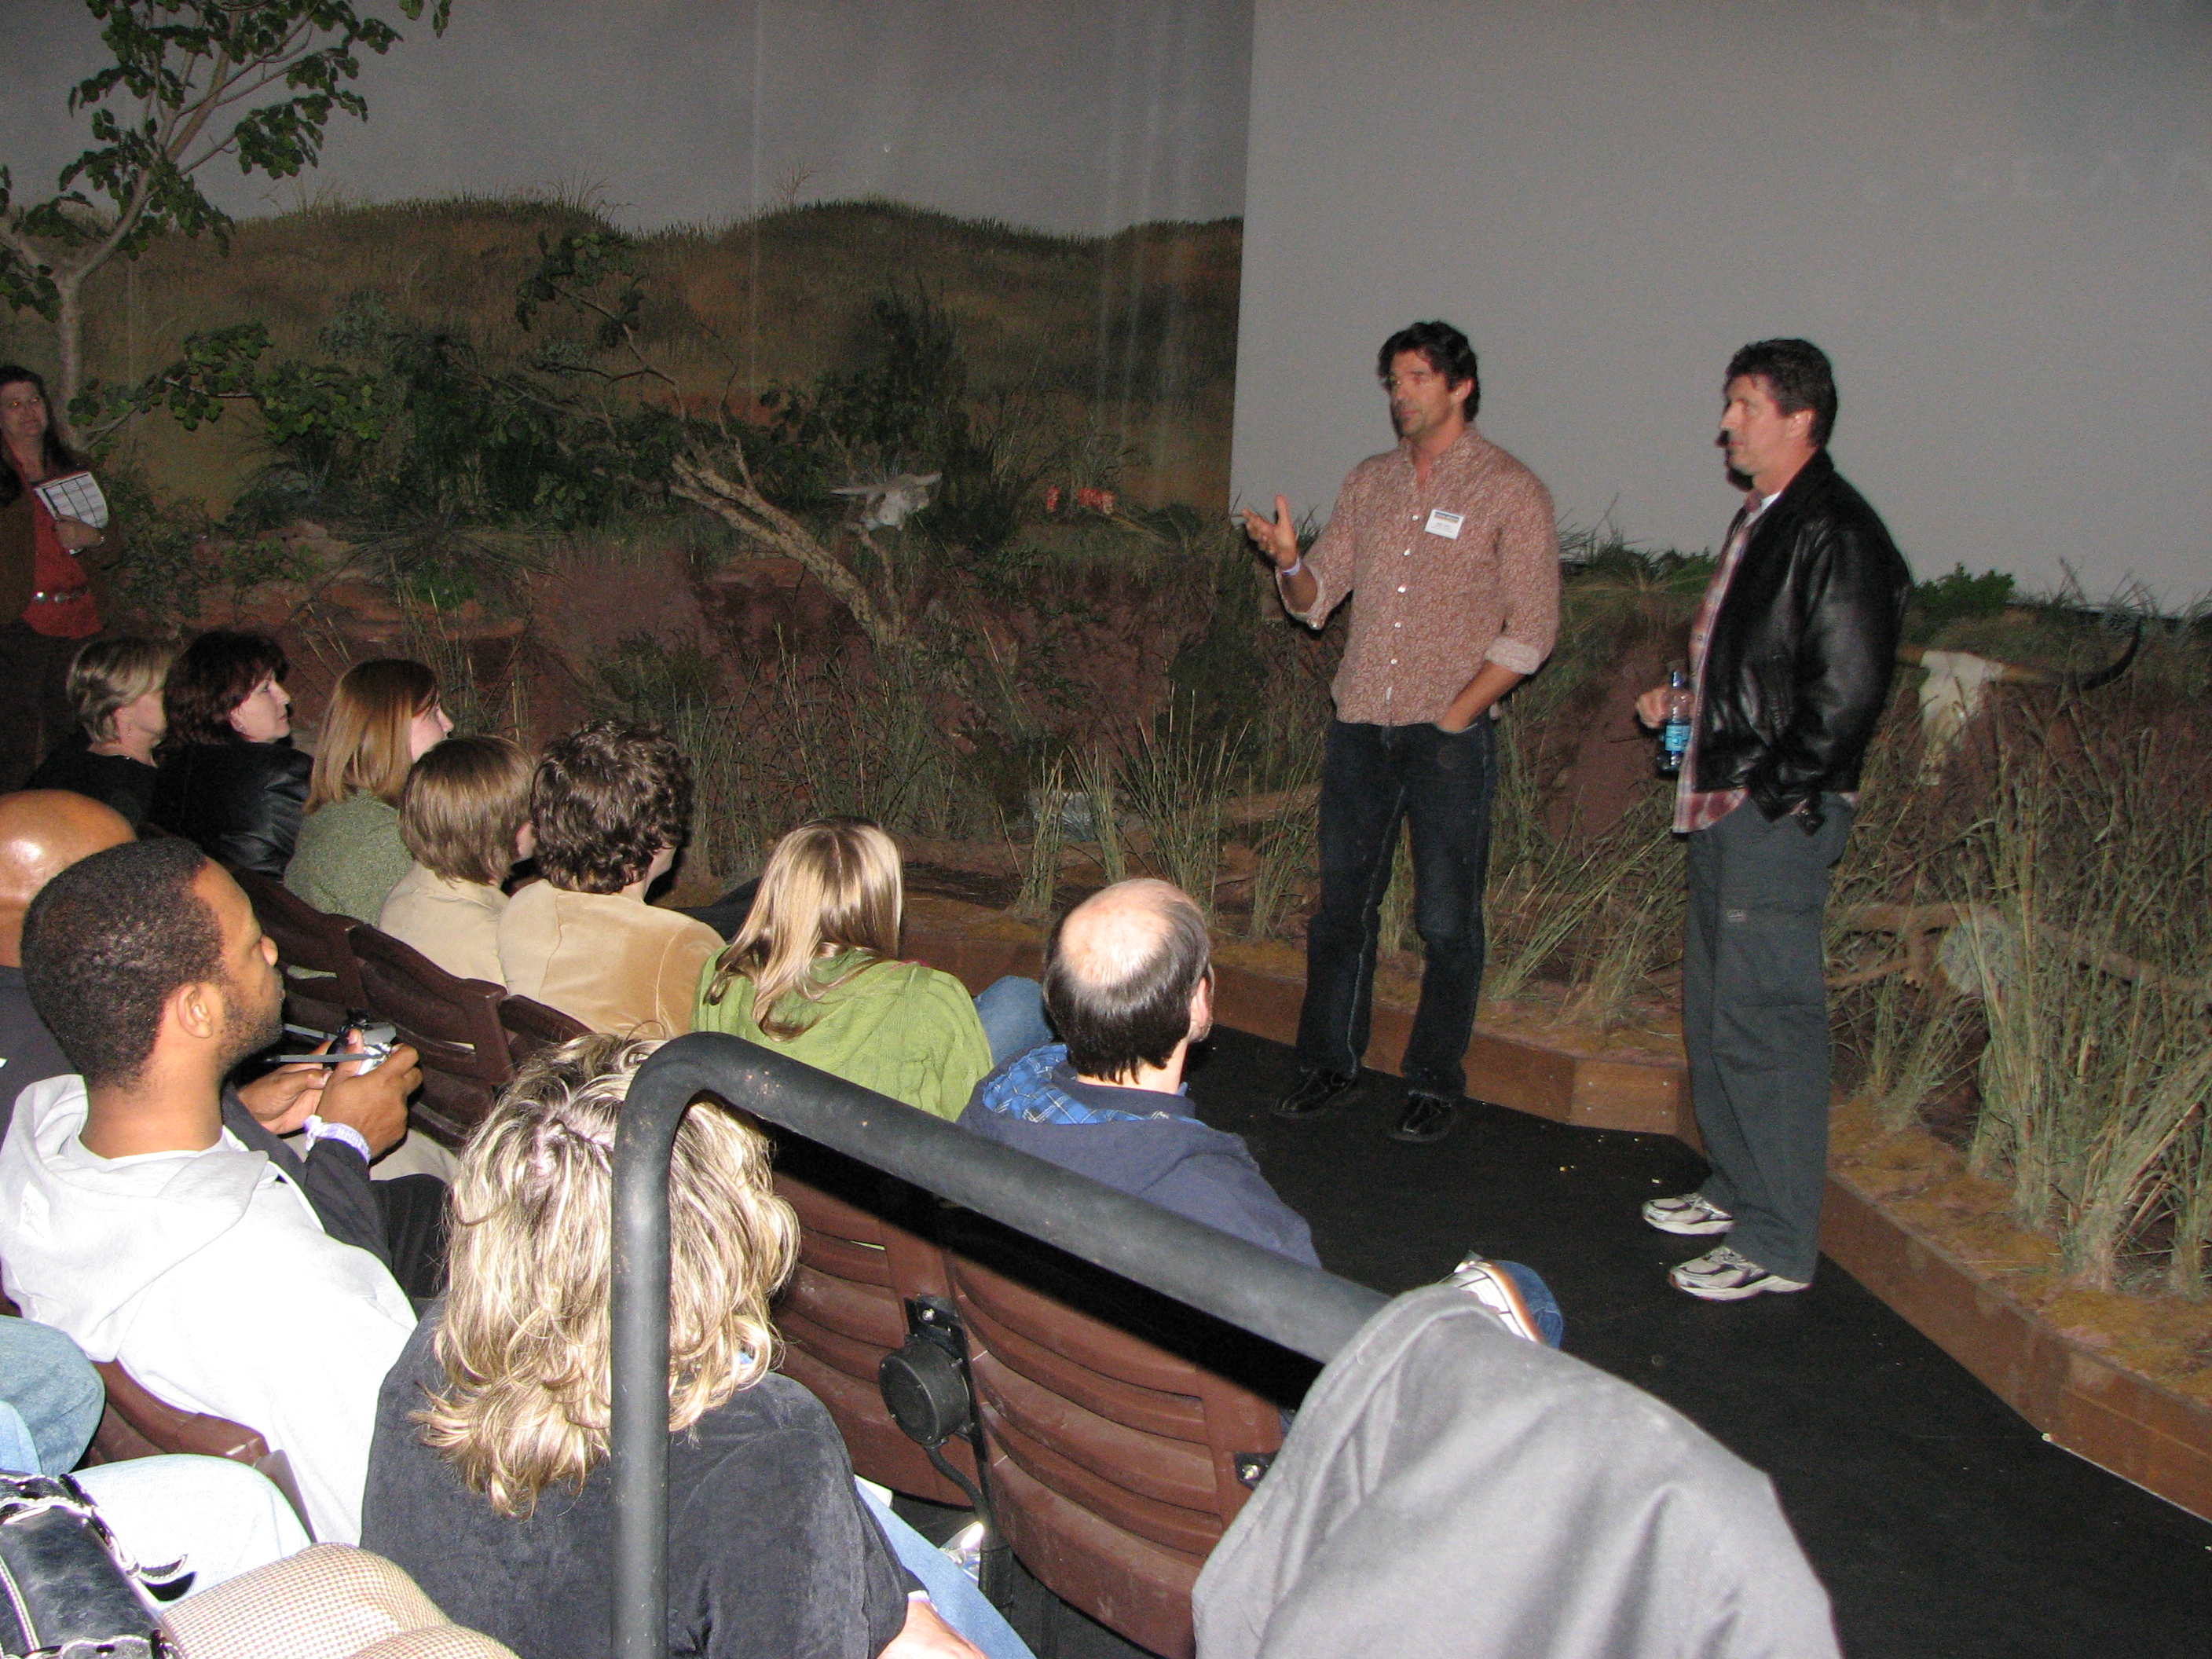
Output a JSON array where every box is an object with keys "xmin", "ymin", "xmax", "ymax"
[
  {"xmin": 1271, "ymin": 1069, "xmax": 1359, "ymax": 1120},
  {"xmin": 1388, "ymin": 1091, "xmax": 1458, "ymax": 1143}
]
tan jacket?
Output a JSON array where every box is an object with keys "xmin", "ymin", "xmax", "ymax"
[
  {"xmin": 378, "ymin": 865, "xmax": 507, "ymax": 986},
  {"xmin": 496, "ymin": 881, "xmax": 721, "ymax": 1038}
]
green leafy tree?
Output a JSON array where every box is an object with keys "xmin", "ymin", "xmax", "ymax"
[{"xmin": 0, "ymin": 0, "xmax": 452, "ymax": 432}]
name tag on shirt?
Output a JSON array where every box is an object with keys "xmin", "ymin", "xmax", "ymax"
[{"xmin": 1424, "ymin": 508, "xmax": 1464, "ymax": 540}]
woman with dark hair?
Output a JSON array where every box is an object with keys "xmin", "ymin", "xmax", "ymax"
[
  {"xmin": 0, "ymin": 367, "xmax": 114, "ymax": 793},
  {"xmin": 283, "ymin": 658, "xmax": 452, "ymax": 921},
  {"xmin": 146, "ymin": 629, "xmax": 313, "ymax": 876}
]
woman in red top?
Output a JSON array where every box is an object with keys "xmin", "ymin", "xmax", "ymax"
[{"xmin": 0, "ymin": 367, "xmax": 107, "ymax": 792}]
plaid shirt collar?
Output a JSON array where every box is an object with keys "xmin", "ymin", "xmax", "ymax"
[{"xmin": 975, "ymin": 1044, "xmax": 1188, "ymax": 1126}]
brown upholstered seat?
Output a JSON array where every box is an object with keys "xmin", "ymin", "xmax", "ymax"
[
  {"xmin": 230, "ymin": 868, "xmax": 365, "ymax": 1040},
  {"xmin": 87, "ymin": 1359, "xmax": 312, "ymax": 1535},
  {"xmin": 771, "ymin": 1170, "xmax": 978, "ymax": 1507},
  {"xmin": 496, "ymin": 994, "xmax": 589, "ymax": 1068},
  {"xmin": 348, "ymin": 925, "xmax": 511, "ymax": 1148},
  {"xmin": 945, "ymin": 1247, "xmax": 1286, "ymax": 1659}
]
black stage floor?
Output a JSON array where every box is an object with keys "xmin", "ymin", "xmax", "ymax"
[{"xmin": 1158, "ymin": 1025, "xmax": 2212, "ymax": 1659}]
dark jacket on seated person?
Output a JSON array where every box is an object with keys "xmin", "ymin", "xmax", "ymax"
[
  {"xmin": 24, "ymin": 742, "xmax": 157, "ymax": 829},
  {"xmin": 148, "ymin": 739, "xmax": 313, "ymax": 877},
  {"xmin": 960, "ymin": 1043, "xmax": 1320, "ymax": 1267}
]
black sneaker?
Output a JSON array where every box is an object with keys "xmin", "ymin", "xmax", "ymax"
[
  {"xmin": 1388, "ymin": 1090, "xmax": 1457, "ymax": 1143},
  {"xmin": 1271, "ymin": 1068, "xmax": 1359, "ymax": 1120}
]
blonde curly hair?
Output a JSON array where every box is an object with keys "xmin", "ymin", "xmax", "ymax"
[{"xmin": 414, "ymin": 1034, "xmax": 799, "ymax": 1516}]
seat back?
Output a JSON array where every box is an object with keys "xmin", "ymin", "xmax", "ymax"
[
  {"xmin": 229, "ymin": 868, "xmax": 364, "ymax": 1038},
  {"xmin": 349, "ymin": 924, "xmax": 511, "ymax": 1148},
  {"xmin": 945, "ymin": 1240, "xmax": 1287, "ymax": 1659},
  {"xmin": 88, "ymin": 1360, "xmax": 313, "ymax": 1537},
  {"xmin": 771, "ymin": 1160, "xmax": 977, "ymax": 1507},
  {"xmin": 497, "ymin": 994, "xmax": 590, "ymax": 1068}
]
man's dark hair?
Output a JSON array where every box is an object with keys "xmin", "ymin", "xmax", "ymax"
[
  {"xmin": 0, "ymin": 367, "xmax": 87, "ymax": 509},
  {"xmin": 1042, "ymin": 885, "xmax": 1211, "ymax": 1082},
  {"xmin": 1726, "ymin": 338, "xmax": 1837, "ymax": 449},
  {"xmin": 162, "ymin": 629, "xmax": 290, "ymax": 749},
  {"xmin": 24, "ymin": 838, "xmax": 220, "ymax": 1089},
  {"xmin": 532, "ymin": 720, "xmax": 694, "ymax": 895},
  {"xmin": 1377, "ymin": 321, "xmax": 1480, "ymax": 421}
]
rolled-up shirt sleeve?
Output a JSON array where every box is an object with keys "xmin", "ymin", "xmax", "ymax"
[
  {"xmin": 1481, "ymin": 471, "xmax": 1562, "ymax": 678},
  {"xmin": 1280, "ymin": 476, "xmax": 1361, "ymax": 629}
]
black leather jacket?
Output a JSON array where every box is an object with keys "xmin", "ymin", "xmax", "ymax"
[
  {"xmin": 148, "ymin": 739, "xmax": 313, "ymax": 876},
  {"xmin": 1692, "ymin": 450, "xmax": 1910, "ymax": 822}
]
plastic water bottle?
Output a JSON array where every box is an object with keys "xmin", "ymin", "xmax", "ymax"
[{"xmin": 1657, "ymin": 664, "xmax": 1693, "ymax": 777}]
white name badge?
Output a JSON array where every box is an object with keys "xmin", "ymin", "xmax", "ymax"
[{"xmin": 1424, "ymin": 508, "xmax": 1464, "ymax": 539}]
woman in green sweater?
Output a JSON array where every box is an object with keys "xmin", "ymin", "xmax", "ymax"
[
  {"xmin": 284, "ymin": 657, "xmax": 452, "ymax": 921},
  {"xmin": 693, "ymin": 818, "xmax": 1047, "ymax": 1120}
]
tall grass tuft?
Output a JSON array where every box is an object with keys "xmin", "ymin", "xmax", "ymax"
[{"xmin": 1122, "ymin": 705, "xmax": 1237, "ymax": 922}]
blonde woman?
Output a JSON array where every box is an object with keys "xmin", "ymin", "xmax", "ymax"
[
  {"xmin": 24, "ymin": 635, "xmax": 172, "ymax": 826},
  {"xmin": 693, "ymin": 819, "xmax": 1049, "ymax": 1122},
  {"xmin": 378, "ymin": 735, "xmax": 535, "ymax": 983},
  {"xmin": 284, "ymin": 658, "xmax": 452, "ymax": 921},
  {"xmin": 360, "ymin": 1035, "xmax": 1000, "ymax": 1659}
]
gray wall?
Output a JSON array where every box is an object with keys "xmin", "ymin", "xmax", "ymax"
[{"xmin": 1233, "ymin": 0, "xmax": 2210, "ymax": 601}]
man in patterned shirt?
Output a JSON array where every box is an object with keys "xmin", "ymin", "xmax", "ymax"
[
  {"xmin": 1634, "ymin": 339, "xmax": 1910, "ymax": 1301},
  {"xmin": 1243, "ymin": 322, "xmax": 1559, "ymax": 1144}
]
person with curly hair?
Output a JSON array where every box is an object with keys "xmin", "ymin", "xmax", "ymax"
[
  {"xmin": 362, "ymin": 1034, "xmax": 1006, "ymax": 1659},
  {"xmin": 495, "ymin": 720, "xmax": 722, "ymax": 1035},
  {"xmin": 145, "ymin": 629, "xmax": 313, "ymax": 877}
]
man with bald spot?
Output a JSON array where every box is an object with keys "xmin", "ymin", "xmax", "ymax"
[
  {"xmin": 960, "ymin": 879, "xmax": 1320, "ymax": 1264},
  {"xmin": 0, "ymin": 789, "xmax": 444, "ymax": 1300}
]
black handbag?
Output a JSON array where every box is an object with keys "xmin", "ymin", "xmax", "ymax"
[{"xmin": 0, "ymin": 1472, "xmax": 182, "ymax": 1658}]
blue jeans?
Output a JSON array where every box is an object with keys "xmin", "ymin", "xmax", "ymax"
[
  {"xmin": 1298, "ymin": 719, "xmax": 1499, "ymax": 1100},
  {"xmin": 974, "ymin": 976, "xmax": 1051, "ymax": 1068},
  {"xmin": 1498, "ymin": 1262, "xmax": 1566, "ymax": 1347},
  {"xmin": 0, "ymin": 1317, "xmax": 103, "ymax": 1474},
  {"xmin": 860, "ymin": 1485, "xmax": 1034, "ymax": 1659}
]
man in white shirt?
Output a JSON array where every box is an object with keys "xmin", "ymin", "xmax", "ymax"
[{"xmin": 0, "ymin": 837, "xmax": 422, "ymax": 1540}]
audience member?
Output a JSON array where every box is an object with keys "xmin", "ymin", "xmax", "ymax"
[
  {"xmin": 285, "ymin": 658, "xmax": 452, "ymax": 922},
  {"xmin": 496, "ymin": 721, "xmax": 721, "ymax": 1035},
  {"xmin": 24, "ymin": 636, "xmax": 171, "ymax": 826},
  {"xmin": 0, "ymin": 789, "xmax": 447, "ymax": 1301},
  {"xmin": 378, "ymin": 734, "xmax": 534, "ymax": 984},
  {"xmin": 147, "ymin": 630, "xmax": 312, "ymax": 876},
  {"xmin": 0, "ymin": 1322, "xmax": 311, "ymax": 1599},
  {"xmin": 0, "ymin": 366, "xmax": 110, "ymax": 794},
  {"xmin": 0, "ymin": 790, "xmax": 130, "ymax": 1121},
  {"xmin": 0, "ymin": 837, "xmax": 421, "ymax": 1540},
  {"xmin": 693, "ymin": 817, "xmax": 1049, "ymax": 1119},
  {"xmin": 364, "ymin": 1034, "xmax": 994, "ymax": 1659},
  {"xmin": 961, "ymin": 879, "xmax": 1320, "ymax": 1263}
]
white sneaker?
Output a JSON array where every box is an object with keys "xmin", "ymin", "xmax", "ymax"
[
  {"xmin": 1669, "ymin": 1246, "xmax": 1808, "ymax": 1301},
  {"xmin": 1642, "ymin": 1192, "xmax": 1734, "ymax": 1236},
  {"xmin": 1448, "ymin": 1254, "xmax": 1544, "ymax": 1343}
]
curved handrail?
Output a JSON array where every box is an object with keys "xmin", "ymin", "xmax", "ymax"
[{"xmin": 610, "ymin": 1031, "xmax": 1386, "ymax": 1659}]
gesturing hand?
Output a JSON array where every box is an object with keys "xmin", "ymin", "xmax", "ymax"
[{"xmin": 1240, "ymin": 493, "xmax": 1300, "ymax": 571}]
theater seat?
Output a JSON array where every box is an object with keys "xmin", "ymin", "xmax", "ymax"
[
  {"xmin": 349, "ymin": 925, "xmax": 512, "ymax": 1148},
  {"xmin": 771, "ymin": 1169, "xmax": 979, "ymax": 1507},
  {"xmin": 230, "ymin": 868, "xmax": 364, "ymax": 1040},
  {"xmin": 87, "ymin": 1359, "xmax": 313, "ymax": 1537},
  {"xmin": 496, "ymin": 994, "xmax": 589, "ymax": 1068},
  {"xmin": 945, "ymin": 1243, "xmax": 1285, "ymax": 1659}
]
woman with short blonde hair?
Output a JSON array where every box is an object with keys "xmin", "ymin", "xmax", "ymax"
[
  {"xmin": 362, "ymin": 1034, "xmax": 985, "ymax": 1658},
  {"xmin": 24, "ymin": 635, "xmax": 173, "ymax": 825},
  {"xmin": 284, "ymin": 658, "xmax": 451, "ymax": 921},
  {"xmin": 377, "ymin": 735, "xmax": 534, "ymax": 984},
  {"xmin": 694, "ymin": 818, "xmax": 1047, "ymax": 1120}
]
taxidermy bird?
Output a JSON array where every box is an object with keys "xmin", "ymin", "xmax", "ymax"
[{"xmin": 832, "ymin": 471, "xmax": 943, "ymax": 529}]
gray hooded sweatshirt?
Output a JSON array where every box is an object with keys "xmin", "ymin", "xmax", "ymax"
[
  {"xmin": 1193, "ymin": 1284, "xmax": 1840, "ymax": 1659},
  {"xmin": 0, "ymin": 1075, "xmax": 416, "ymax": 1542}
]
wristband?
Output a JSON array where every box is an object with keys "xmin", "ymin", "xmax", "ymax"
[
  {"xmin": 1278, "ymin": 556, "xmax": 1304, "ymax": 581},
  {"xmin": 302, "ymin": 1115, "xmax": 372, "ymax": 1162}
]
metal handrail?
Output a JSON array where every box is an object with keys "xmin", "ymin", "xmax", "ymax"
[{"xmin": 610, "ymin": 1031, "xmax": 1387, "ymax": 1659}]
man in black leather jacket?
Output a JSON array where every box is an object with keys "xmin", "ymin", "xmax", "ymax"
[{"xmin": 1635, "ymin": 339, "xmax": 1910, "ymax": 1302}]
